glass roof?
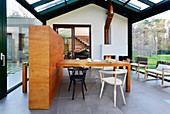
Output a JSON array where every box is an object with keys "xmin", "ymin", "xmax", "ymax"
[
  {"xmin": 35, "ymin": 0, "xmax": 66, "ymax": 12},
  {"xmin": 118, "ymin": 0, "xmax": 166, "ymax": 11},
  {"xmin": 128, "ymin": 0, "xmax": 150, "ymax": 10},
  {"xmin": 25, "ymin": 0, "xmax": 168, "ymax": 14},
  {"xmin": 119, "ymin": 0, "xmax": 129, "ymax": 3},
  {"xmin": 26, "ymin": 0, "xmax": 41, "ymax": 4},
  {"xmin": 149, "ymin": 0, "xmax": 164, "ymax": 4}
]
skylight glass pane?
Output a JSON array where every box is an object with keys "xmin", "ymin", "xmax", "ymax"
[
  {"xmin": 149, "ymin": 0, "xmax": 164, "ymax": 4},
  {"xmin": 128, "ymin": 0, "xmax": 150, "ymax": 10},
  {"xmin": 118, "ymin": 0, "xmax": 129, "ymax": 3},
  {"xmin": 26, "ymin": 0, "xmax": 41, "ymax": 4},
  {"xmin": 35, "ymin": 0, "xmax": 65, "ymax": 12}
]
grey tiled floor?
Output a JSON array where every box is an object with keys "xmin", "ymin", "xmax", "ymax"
[{"xmin": 1, "ymin": 69, "xmax": 170, "ymax": 114}]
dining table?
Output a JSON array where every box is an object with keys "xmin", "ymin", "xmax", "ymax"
[{"xmin": 56, "ymin": 59, "xmax": 131, "ymax": 92}]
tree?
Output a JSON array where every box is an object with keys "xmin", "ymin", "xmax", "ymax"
[{"xmin": 132, "ymin": 18, "xmax": 170, "ymax": 57}]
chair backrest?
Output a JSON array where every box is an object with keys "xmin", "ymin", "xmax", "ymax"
[
  {"xmin": 156, "ymin": 61, "xmax": 170, "ymax": 67},
  {"xmin": 99, "ymin": 69, "xmax": 127, "ymax": 87},
  {"xmin": 136, "ymin": 57, "xmax": 148, "ymax": 65},
  {"xmin": 67, "ymin": 67, "xmax": 88, "ymax": 77}
]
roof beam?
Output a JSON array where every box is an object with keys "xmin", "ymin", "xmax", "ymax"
[
  {"xmin": 31, "ymin": 0, "xmax": 54, "ymax": 8},
  {"xmin": 93, "ymin": 0, "xmax": 139, "ymax": 18},
  {"xmin": 110, "ymin": 0, "xmax": 140, "ymax": 12},
  {"xmin": 16, "ymin": 0, "xmax": 46, "ymax": 23},
  {"xmin": 41, "ymin": 0, "xmax": 90, "ymax": 20},
  {"xmin": 123, "ymin": 0, "xmax": 130, "ymax": 6},
  {"xmin": 39, "ymin": 0, "xmax": 80, "ymax": 15},
  {"xmin": 138, "ymin": 0, "xmax": 155, "ymax": 6},
  {"xmin": 131, "ymin": 0, "xmax": 170, "ymax": 23}
]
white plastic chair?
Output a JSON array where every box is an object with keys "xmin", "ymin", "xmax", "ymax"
[{"xmin": 99, "ymin": 69, "xmax": 127, "ymax": 107}]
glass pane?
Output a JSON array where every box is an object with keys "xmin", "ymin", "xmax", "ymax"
[
  {"xmin": 7, "ymin": 0, "xmax": 42, "ymax": 90},
  {"xmin": 118, "ymin": 0, "xmax": 129, "ymax": 3},
  {"xmin": 35, "ymin": 0, "xmax": 65, "ymax": 12},
  {"xmin": 132, "ymin": 10, "xmax": 170, "ymax": 71},
  {"xmin": 128, "ymin": 0, "xmax": 149, "ymax": 10},
  {"xmin": 26, "ymin": 0, "xmax": 41, "ymax": 4},
  {"xmin": 57, "ymin": 28, "xmax": 72, "ymax": 59},
  {"xmin": 149, "ymin": 0, "xmax": 164, "ymax": 4},
  {"xmin": 75, "ymin": 27, "xmax": 90, "ymax": 59}
]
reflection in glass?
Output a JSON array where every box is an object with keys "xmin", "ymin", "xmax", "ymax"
[
  {"xmin": 128, "ymin": 0, "xmax": 149, "ymax": 10},
  {"xmin": 35, "ymin": 0, "xmax": 66, "ymax": 12},
  {"xmin": 7, "ymin": 0, "xmax": 42, "ymax": 90},
  {"xmin": 75, "ymin": 27, "xmax": 90, "ymax": 59},
  {"xmin": 57, "ymin": 28, "xmax": 72, "ymax": 59}
]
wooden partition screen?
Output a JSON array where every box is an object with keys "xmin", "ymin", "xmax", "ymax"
[{"xmin": 29, "ymin": 25, "xmax": 63, "ymax": 109}]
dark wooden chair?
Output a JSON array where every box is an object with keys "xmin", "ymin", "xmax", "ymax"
[
  {"xmin": 131, "ymin": 57, "xmax": 148, "ymax": 78},
  {"xmin": 67, "ymin": 67, "xmax": 88, "ymax": 100}
]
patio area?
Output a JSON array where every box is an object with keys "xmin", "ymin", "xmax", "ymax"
[{"xmin": 1, "ymin": 69, "xmax": 170, "ymax": 114}]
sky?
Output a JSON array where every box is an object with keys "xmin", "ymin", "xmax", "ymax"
[{"xmin": 147, "ymin": 10, "xmax": 170, "ymax": 20}]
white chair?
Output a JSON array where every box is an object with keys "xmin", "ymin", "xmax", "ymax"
[{"xmin": 99, "ymin": 69, "xmax": 127, "ymax": 107}]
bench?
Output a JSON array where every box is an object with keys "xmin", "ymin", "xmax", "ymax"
[
  {"xmin": 131, "ymin": 57, "xmax": 148, "ymax": 78},
  {"xmin": 144, "ymin": 61, "xmax": 170, "ymax": 87}
]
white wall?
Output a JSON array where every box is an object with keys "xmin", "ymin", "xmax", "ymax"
[{"xmin": 47, "ymin": 4, "xmax": 128, "ymax": 59}]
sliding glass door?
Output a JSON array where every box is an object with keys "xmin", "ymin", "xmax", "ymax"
[
  {"xmin": 54, "ymin": 25, "xmax": 91, "ymax": 59},
  {"xmin": 0, "ymin": 0, "xmax": 7, "ymax": 99}
]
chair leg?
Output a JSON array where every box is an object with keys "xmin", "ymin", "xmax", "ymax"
[
  {"xmin": 94, "ymin": 69, "xmax": 97, "ymax": 77},
  {"xmin": 114, "ymin": 85, "xmax": 117, "ymax": 107},
  {"xmin": 72, "ymin": 81, "xmax": 76, "ymax": 100},
  {"xmin": 83, "ymin": 81, "xmax": 87, "ymax": 91},
  {"xmin": 68, "ymin": 79, "xmax": 72, "ymax": 91},
  {"xmin": 138, "ymin": 66, "xmax": 140, "ymax": 78},
  {"xmin": 100, "ymin": 81, "xmax": 105, "ymax": 98},
  {"xmin": 91, "ymin": 69, "xmax": 94, "ymax": 78},
  {"xmin": 81, "ymin": 82, "xmax": 85, "ymax": 100},
  {"xmin": 120, "ymin": 85, "xmax": 126, "ymax": 105}
]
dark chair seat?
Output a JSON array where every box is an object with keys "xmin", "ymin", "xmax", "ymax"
[{"xmin": 70, "ymin": 75, "xmax": 85, "ymax": 81}]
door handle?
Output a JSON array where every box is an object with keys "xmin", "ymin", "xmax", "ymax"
[{"xmin": 1, "ymin": 53, "xmax": 5, "ymax": 66}]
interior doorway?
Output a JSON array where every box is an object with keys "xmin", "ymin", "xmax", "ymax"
[{"xmin": 53, "ymin": 24, "xmax": 91, "ymax": 59}]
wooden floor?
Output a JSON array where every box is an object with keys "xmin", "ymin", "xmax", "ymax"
[{"xmin": 1, "ymin": 69, "xmax": 170, "ymax": 114}]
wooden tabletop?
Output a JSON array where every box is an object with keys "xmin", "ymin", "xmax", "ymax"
[
  {"xmin": 56, "ymin": 59, "xmax": 130, "ymax": 67},
  {"xmin": 57, "ymin": 59, "xmax": 131, "ymax": 92}
]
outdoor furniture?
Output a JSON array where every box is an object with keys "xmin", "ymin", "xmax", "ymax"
[
  {"xmin": 99, "ymin": 69, "xmax": 128, "ymax": 107},
  {"xmin": 57, "ymin": 59, "xmax": 131, "ymax": 92},
  {"xmin": 144, "ymin": 61, "xmax": 170, "ymax": 86},
  {"xmin": 131, "ymin": 57, "xmax": 148, "ymax": 78},
  {"xmin": 67, "ymin": 67, "xmax": 88, "ymax": 100}
]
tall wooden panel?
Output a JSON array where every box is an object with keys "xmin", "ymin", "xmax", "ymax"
[{"xmin": 29, "ymin": 25, "xmax": 63, "ymax": 109}]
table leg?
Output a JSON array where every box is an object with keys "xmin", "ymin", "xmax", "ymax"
[
  {"xmin": 113, "ymin": 66, "xmax": 117, "ymax": 77},
  {"xmin": 22, "ymin": 63, "xmax": 27, "ymax": 93},
  {"xmin": 126, "ymin": 65, "xmax": 131, "ymax": 92}
]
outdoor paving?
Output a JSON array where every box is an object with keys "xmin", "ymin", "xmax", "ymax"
[{"xmin": 1, "ymin": 69, "xmax": 170, "ymax": 114}]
